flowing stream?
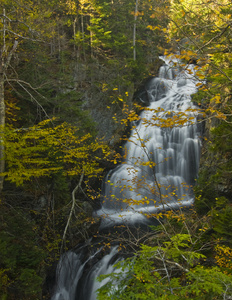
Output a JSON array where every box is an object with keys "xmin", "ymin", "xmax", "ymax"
[{"xmin": 51, "ymin": 56, "xmax": 202, "ymax": 300}]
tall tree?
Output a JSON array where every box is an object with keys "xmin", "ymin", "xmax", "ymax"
[
  {"xmin": 133, "ymin": 0, "xmax": 139, "ymax": 61},
  {"xmin": 0, "ymin": 0, "xmax": 62, "ymax": 191},
  {"xmin": 0, "ymin": 8, "xmax": 19, "ymax": 192}
]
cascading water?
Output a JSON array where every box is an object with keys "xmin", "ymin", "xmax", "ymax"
[
  {"xmin": 51, "ymin": 56, "xmax": 202, "ymax": 300},
  {"xmin": 51, "ymin": 244, "xmax": 121, "ymax": 300},
  {"xmin": 96, "ymin": 56, "xmax": 201, "ymax": 228}
]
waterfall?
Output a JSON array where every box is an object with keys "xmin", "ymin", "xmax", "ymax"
[
  {"xmin": 51, "ymin": 56, "xmax": 202, "ymax": 300},
  {"xmin": 96, "ymin": 56, "xmax": 201, "ymax": 228},
  {"xmin": 51, "ymin": 244, "xmax": 122, "ymax": 300}
]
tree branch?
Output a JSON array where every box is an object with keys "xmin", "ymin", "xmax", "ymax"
[
  {"xmin": 4, "ymin": 39, "xmax": 18, "ymax": 70},
  {"xmin": 197, "ymin": 23, "xmax": 231, "ymax": 53},
  {"xmin": 153, "ymin": 251, "xmax": 190, "ymax": 273},
  {"xmin": 61, "ymin": 171, "xmax": 85, "ymax": 252}
]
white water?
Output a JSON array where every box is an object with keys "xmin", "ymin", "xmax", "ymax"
[
  {"xmin": 51, "ymin": 246, "xmax": 103, "ymax": 300},
  {"xmin": 51, "ymin": 246, "xmax": 121, "ymax": 300},
  {"xmin": 51, "ymin": 56, "xmax": 202, "ymax": 300},
  {"xmin": 97, "ymin": 56, "xmax": 201, "ymax": 228}
]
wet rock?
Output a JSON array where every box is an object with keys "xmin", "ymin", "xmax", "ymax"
[{"xmin": 177, "ymin": 78, "xmax": 187, "ymax": 87}]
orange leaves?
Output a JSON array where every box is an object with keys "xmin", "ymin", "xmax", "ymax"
[
  {"xmin": 120, "ymin": 104, "xmax": 141, "ymax": 126},
  {"xmin": 146, "ymin": 25, "xmax": 161, "ymax": 31},
  {"xmin": 197, "ymin": 73, "xmax": 205, "ymax": 80},
  {"xmin": 112, "ymin": 153, "xmax": 122, "ymax": 165},
  {"xmin": 140, "ymin": 161, "xmax": 156, "ymax": 168},
  {"xmin": 121, "ymin": 102, "xmax": 199, "ymax": 130},
  {"xmin": 210, "ymin": 94, "xmax": 221, "ymax": 104},
  {"xmin": 215, "ymin": 245, "xmax": 232, "ymax": 271},
  {"xmin": 142, "ymin": 108, "xmax": 197, "ymax": 128},
  {"xmin": 130, "ymin": 11, "xmax": 144, "ymax": 17},
  {"xmin": 181, "ymin": 50, "xmax": 198, "ymax": 61},
  {"xmin": 163, "ymin": 210, "xmax": 186, "ymax": 222}
]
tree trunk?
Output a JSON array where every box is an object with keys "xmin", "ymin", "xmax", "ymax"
[
  {"xmin": 0, "ymin": 9, "xmax": 18, "ymax": 193},
  {"xmin": 0, "ymin": 69, "xmax": 5, "ymax": 193},
  {"xmin": 133, "ymin": 0, "xmax": 139, "ymax": 61},
  {"xmin": 0, "ymin": 9, "xmax": 6, "ymax": 192}
]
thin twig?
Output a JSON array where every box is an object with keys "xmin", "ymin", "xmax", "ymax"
[{"xmin": 61, "ymin": 171, "xmax": 85, "ymax": 253}]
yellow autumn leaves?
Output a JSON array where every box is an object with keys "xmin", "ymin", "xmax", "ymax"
[{"xmin": 2, "ymin": 119, "xmax": 112, "ymax": 185}]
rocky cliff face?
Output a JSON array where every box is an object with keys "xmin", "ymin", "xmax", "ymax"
[{"xmin": 79, "ymin": 59, "xmax": 163, "ymax": 147}]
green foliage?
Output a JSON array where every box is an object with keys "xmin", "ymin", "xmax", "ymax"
[
  {"xmin": 211, "ymin": 204, "xmax": 232, "ymax": 243},
  {"xmin": 211, "ymin": 121, "xmax": 232, "ymax": 171},
  {"xmin": 194, "ymin": 120, "xmax": 232, "ymax": 216},
  {"xmin": 194, "ymin": 170, "xmax": 219, "ymax": 214},
  {"xmin": 180, "ymin": 266, "xmax": 232, "ymax": 299},
  {"xmin": 18, "ymin": 269, "xmax": 43, "ymax": 297},
  {"xmin": 3, "ymin": 118, "xmax": 111, "ymax": 185},
  {"xmin": 97, "ymin": 233, "xmax": 232, "ymax": 300},
  {"xmin": 0, "ymin": 205, "xmax": 45, "ymax": 299},
  {"xmin": 1, "ymin": 0, "xmax": 232, "ymax": 299},
  {"xmin": 169, "ymin": 0, "xmax": 232, "ymax": 123}
]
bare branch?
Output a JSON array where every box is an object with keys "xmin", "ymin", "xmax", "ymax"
[
  {"xmin": 4, "ymin": 29, "xmax": 43, "ymax": 43},
  {"xmin": 0, "ymin": 13, "xmax": 39, "ymax": 34},
  {"xmin": 197, "ymin": 23, "xmax": 231, "ymax": 53},
  {"xmin": 61, "ymin": 171, "xmax": 85, "ymax": 252},
  {"xmin": 4, "ymin": 40, "xmax": 18, "ymax": 70},
  {"xmin": 153, "ymin": 250, "xmax": 189, "ymax": 273},
  {"xmin": 9, "ymin": 80, "xmax": 51, "ymax": 120}
]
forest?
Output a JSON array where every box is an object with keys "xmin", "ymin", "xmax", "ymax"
[{"xmin": 0, "ymin": 0, "xmax": 232, "ymax": 299}]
